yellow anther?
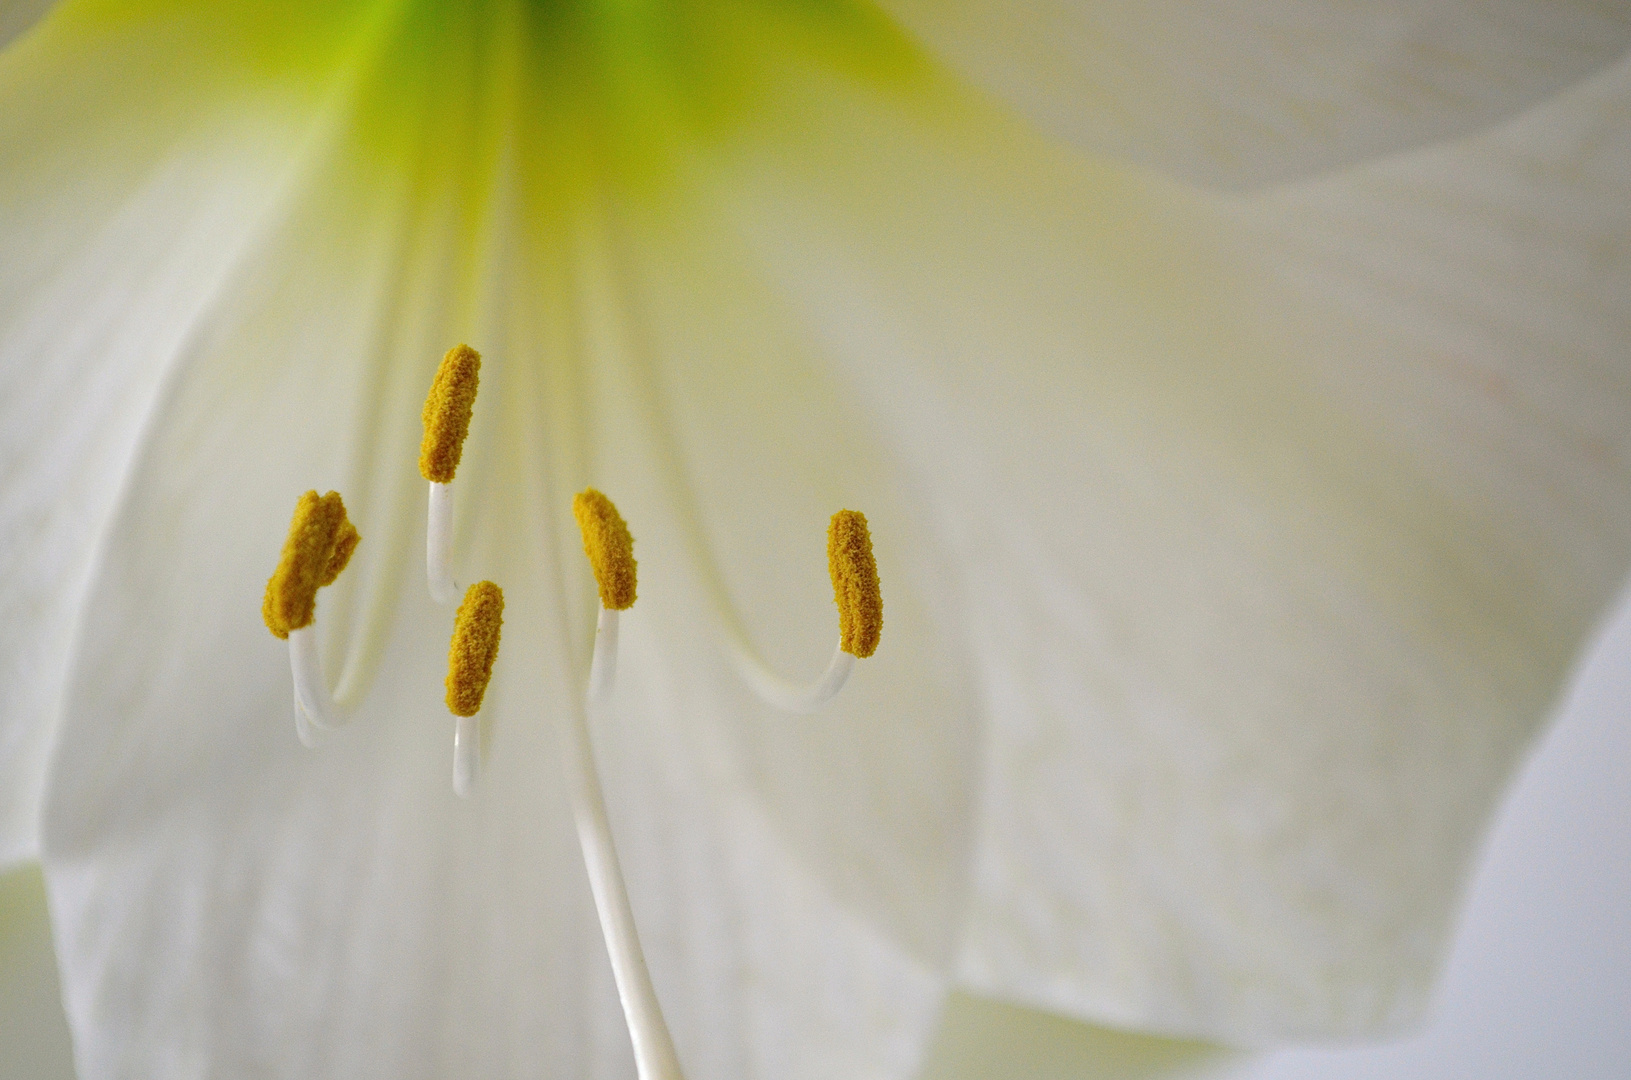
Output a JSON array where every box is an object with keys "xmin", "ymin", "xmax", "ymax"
[
  {"xmin": 419, "ymin": 343, "xmax": 481, "ymax": 483},
  {"xmin": 446, "ymin": 581, "xmax": 504, "ymax": 717},
  {"xmin": 573, "ymin": 488, "xmax": 637, "ymax": 610},
  {"xmin": 319, "ymin": 517, "xmax": 360, "ymax": 588},
  {"xmin": 828, "ymin": 509, "xmax": 882, "ymax": 658},
  {"xmin": 262, "ymin": 491, "xmax": 360, "ymax": 639}
]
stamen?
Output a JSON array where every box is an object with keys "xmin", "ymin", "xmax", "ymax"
[
  {"xmin": 446, "ymin": 581, "xmax": 504, "ymax": 798},
  {"xmin": 573, "ymin": 486, "xmax": 626, "ymax": 718},
  {"xmin": 290, "ymin": 625, "xmax": 350, "ymax": 731},
  {"xmin": 262, "ymin": 490, "xmax": 358, "ymax": 639},
  {"xmin": 728, "ymin": 510, "xmax": 880, "ymax": 713},
  {"xmin": 447, "ymin": 580, "xmax": 504, "ymax": 715},
  {"xmin": 419, "ymin": 344, "xmax": 481, "ymax": 484},
  {"xmin": 451, "ymin": 713, "xmax": 479, "ymax": 799},
  {"xmin": 319, "ymin": 516, "xmax": 360, "ymax": 587},
  {"xmin": 828, "ymin": 509, "xmax": 882, "ymax": 658},
  {"xmin": 264, "ymin": 491, "xmax": 360, "ymax": 742},
  {"xmin": 593, "ymin": 289, "xmax": 872, "ymax": 714},
  {"xmin": 734, "ymin": 646, "xmax": 856, "ymax": 715},
  {"xmin": 293, "ymin": 701, "xmax": 318, "ymax": 750},
  {"xmin": 573, "ymin": 488, "xmax": 637, "ymax": 610},
  {"xmin": 564, "ymin": 494, "xmax": 685, "ymax": 1080},
  {"xmin": 421, "ymin": 344, "xmax": 481, "ymax": 605}
]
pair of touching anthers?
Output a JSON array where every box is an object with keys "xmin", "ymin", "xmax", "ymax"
[{"xmin": 259, "ymin": 485, "xmax": 501, "ymax": 799}]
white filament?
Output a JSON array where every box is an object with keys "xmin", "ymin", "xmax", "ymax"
[
  {"xmin": 427, "ymin": 481, "xmax": 460, "ymax": 605},
  {"xmin": 732, "ymin": 641, "xmax": 854, "ymax": 714},
  {"xmin": 289, "ymin": 625, "xmax": 350, "ymax": 736},
  {"xmin": 564, "ymin": 605, "xmax": 686, "ymax": 1080},
  {"xmin": 293, "ymin": 701, "xmax": 319, "ymax": 749},
  {"xmin": 453, "ymin": 713, "xmax": 480, "ymax": 798},
  {"xmin": 588, "ymin": 607, "xmax": 619, "ymax": 705}
]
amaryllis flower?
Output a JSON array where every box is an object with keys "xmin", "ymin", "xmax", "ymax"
[{"xmin": 1, "ymin": 1, "xmax": 1628, "ymax": 1078}]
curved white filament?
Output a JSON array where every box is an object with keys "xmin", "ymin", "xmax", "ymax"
[
  {"xmin": 288, "ymin": 625, "xmax": 351, "ymax": 733},
  {"xmin": 427, "ymin": 480, "xmax": 460, "ymax": 605},
  {"xmin": 562, "ymin": 606, "xmax": 686, "ymax": 1080},
  {"xmin": 731, "ymin": 641, "xmax": 855, "ymax": 714},
  {"xmin": 293, "ymin": 700, "xmax": 320, "ymax": 749},
  {"xmin": 452, "ymin": 713, "xmax": 480, "ymax": 798}
]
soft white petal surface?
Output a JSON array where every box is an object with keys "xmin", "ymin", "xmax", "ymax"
[
  {"xmin": 0, "ymin": 4, "xmax": 379, "ymax": 865},
  {"xmin": 35, "ymin": 6, "xmax": 953, "ymax": 1076},
  {"xmin": 570, "ymin": 190, "xmax": 981, "ymax": 970},
  {"xmin": 701, "ymin": 51, "xmax": 1631, "ymax": 1041},
  {"xmin": 871, "ymin": 0, "xmax": 1631, "ymax": 188},
  {"xmin": 20, "ymin": 0, "xmax": 1631, "ymax": 1068}
]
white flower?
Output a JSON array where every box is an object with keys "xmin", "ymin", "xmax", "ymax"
[{"xmin": 1, "ymin": 1, "xmax": 1628, "ymax": 1077}]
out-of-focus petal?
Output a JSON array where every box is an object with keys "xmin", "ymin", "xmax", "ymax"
[
  {"xmin": 0, "ymin": 0, "xmax": 381, "ymax": 865},
  {"xmin": 0, "ymin": 0, "xmax": 54, "ymax": 50},
  {"xmin": 870, "ymin": 0, "xmax": 1631, "ymax": 188},
  {"xmin": 703, "ymin": 48, "xmax": 1631, "ymax": 1042},
  {"xmin": 0, "ymin": 863, "xmax": 77, "ymax": 1080}
]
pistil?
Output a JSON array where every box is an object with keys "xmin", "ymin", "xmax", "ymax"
[{"xmin": 570, "ymin": 488, "xmax": 686, "ymax": 1080}]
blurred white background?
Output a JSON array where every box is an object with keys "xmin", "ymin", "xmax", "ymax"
[{"xmin": 4, "ymin": 589, "xmax": 1628, "ymax": 1080}]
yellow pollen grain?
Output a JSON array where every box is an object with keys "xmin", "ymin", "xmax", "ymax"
[
  {"xmin": 828, "ymin": 509, "xmax": 882, "ymax": 658},
  {"xmin": 419, "ymin": 343, "xmax": 481, "ymax": 483},
  {"xmin": 573, "ymin": 488, "xmax": 637, "ymax": 610},
  {"xmin": 446, "ymin": 580, "xmax": 504, "ymax": 717},
  {"xmin": 262, "ymin": 491, "xmax": 358, "ymax": 640}
]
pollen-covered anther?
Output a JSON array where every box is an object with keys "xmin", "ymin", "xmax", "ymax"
[
  {"xmin": 573, "ymin": 488, "xmax": 637, "ymax": 610},
  {"xmin": 828, "ymin": 509, "xmax": 881, "ymax": 658},
  {"xmin": 262, "ymin": 490, "xmax": 360, "ymax": 640},
  {"xmin": 446, "ymin": 581, "xmax": 504, "ymax": 717},
  {"xmin": 320, "ymin": 517, "xmax": 360, "ymax": 587},
  {"xmin": 419, "ymin": 343, "xmax": 481, "ymax": 483}
]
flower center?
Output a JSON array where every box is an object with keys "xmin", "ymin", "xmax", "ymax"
[{"xmin": 259, "ymin": 339, "xmax": 881, "ymax": 1078}]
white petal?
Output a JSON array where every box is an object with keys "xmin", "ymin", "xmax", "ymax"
[
  {"xmin": 701, "ymin": 48, "xmax": 1631, "ymax": 1042},
  {"xmin": 928, "ymin": 584, "xmax": 1631, "ymax": 1076},
  {"xmin": 917, "ymin": 991, "xmax": 1225, "ymax": 1079},
  {"xmin": 563, "ymin": 188, "xmax": 983, "ymax": 971},
  {"xmin": 0, "ymin": 7, "xmax": 371, "ymax": 865},
  {"xmin": 36, "ymin": 25, "xmax": 947, "ymax": 1078},
  {"xmin": 0, "ymin": 863, "xmax": 77, "ymax": 1079},
  {"xmin": 871, "ymin": 0, "xmax": 1631, "ymax": 188}
]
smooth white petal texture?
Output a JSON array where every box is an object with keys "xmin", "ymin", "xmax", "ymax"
[
  {"xmin": 0, "ymin": 3, "xmax": 382, "ymax": 866},
  {"xmin": 700, "ymin": 49, "xmax": 1631, "ymax": 1042},
  {"xmin": 572, "ymin": 193, "xmax": 981, "ymax": 972},
  {"xmin": 35, "ymin": 4, "xmax": 957, "ymax": 1076},
  {"xmin": 870, "ymin": 0, "xmax": 1631, "ymax": 189}
]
